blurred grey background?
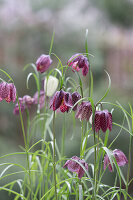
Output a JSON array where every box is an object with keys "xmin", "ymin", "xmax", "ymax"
[{"xmin": 0, "ymin": 0, "xmax": 133, "ymax": 199}]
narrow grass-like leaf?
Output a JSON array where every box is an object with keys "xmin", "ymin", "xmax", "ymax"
[
  {"xmin": 113, "ymin": 122, "xmax": 132, "ymax": 136},
  {"xmin": 97, "ymin": 71, "xmax": 111, "ymax": 104},
  {"xmin": 102, "ymin": 147, "xmax": 114, "ymax": 172},
  {"xmin": 79, "ymin": 184, "xmax": 83, "ymax": 200},
  {"xmin": 49, "ymin": 31, "xmax": 55, "ymax": 56},
  {"xmin": 0, "ymin": 187, "xmax": 26, "ymax": 200},
  {"xmin": 90, "ymin": 71, "xmax": 93, "ymax": 98},
  {"xmin": 0, "ymin": 164, "xmax": 13, "ymax": 178},
  {"xmin": 0, "ymin": 69, "xmax": 14, "ymax": 82}
]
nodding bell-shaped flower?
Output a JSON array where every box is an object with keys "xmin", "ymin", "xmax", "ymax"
[
  {"xmin": 44, "ymin": 75, "xmax": 59, "ymax": 97},
  {"xmin": 75, "ymin": 101, "xmax": 92, "ymax": 121},
  {"xmin": 94, "ymin": 110, "xmax": 112, "ymax": 133},
  {"xmin": 0, "ymin": 82, "xmax": 16, "ymax": 103},
  {"xmin": 13, "ymin": 95, "xmax": 34, "ymax": 115},
  {"xmin": 104, "ymin": 149, "xmax": 128, "ymax": 172},
  {"xmin": 33, "ymin": 90, "xmax": 45, "ymax": 110},
  {"xmin": 63, "ymin": 156, "xmax": 88, "ymax": 179},
  {"xmin": 50, "ymin": 90, "xmax": 73, "ymax": 113},
  {"xmin": 13, "ymin": 98, "xmax": 25, "ymax": 115},
  {"xmin": 71, "ymin": 92, "xmax": 81, "ymax": 111},
  {"xmin": 22, "ymin": 95, "xmax": 34, "ymax": 108},
  {"xmin": 36, "ymin": 54, "xmax": 52, "ymax": 73},
  {"xmin": 67, "ymin": 53, "xmax": 89, "ymax": 76}
]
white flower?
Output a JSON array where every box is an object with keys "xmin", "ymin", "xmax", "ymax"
[{"xmin": 44, "ymin": 75, "xmax": 59, "ymax": 97}]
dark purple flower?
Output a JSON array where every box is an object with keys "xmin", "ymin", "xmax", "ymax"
[
  {"xmin": 36, "ymin": 54, "xmax": 52, "ymax": 73},
  {"xmin": 104, "ymin": 149, "xmax": 128, "ymax": 172},
  {"xmin": 50, "ymin": 90, "xmax": 73, "ymax": 113},
  {"xmin": 63, "ymin": 156, "xmax": 88, "ymax": 179},
  {"xmin": 67, "ymin": 53, "xmax": 89, "ymax": 76},
  {"xmin": 13, "ymin": 98, "xmax": 25, "ymax": 115},
  {"xmin": 94, "ymin": 110, "xmax": 112, "ymax": 133},
  {"xmin": 23, "ymin": 95, "xmax": 34, "ymax": 108},
  {"xmin": 71, "ymin": 92, "xmax": 81, "ymax": 111},
  {"xmin": 0, "ymin": 82, "xmax": 16, "ymax": 103},
  {"xmin": 75, "ymin": 101, "xmax": 92, "ymax": 121},
  {"xmin": 33, "ymin": 90, "xmax": 45, "ymax": 109}
]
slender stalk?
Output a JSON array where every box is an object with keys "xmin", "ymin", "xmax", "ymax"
[
  {"xmin": 61, "ymin": 113, "xmax": 66, "ymax": 158},
  {"xmin": 25, "ymin": 109, "xmax": 30, "ymax": 149},
  {"xmin": 126, "ymin": 134, "xmax": 132, "ymax": 199},
  {"xmin": 80, "ymin": 121, "xmax": 84, "ymax": 159},
  {"xmin": 41, "ymin": 96, "xmax": 47, "ymax": 198},
  {"xmin": 17, "ymin": 94, "xmax": 33, "ymax": 200},
  {"xmin": 53, "ymin": 111, "xmax": 57, "ymax": 199},
  {"xmin": 97, "ymin": 131, "xmax": 100, "ymax": 159},
  {"xmin": 93, "ymin": 128, "xmax": 97, "ymax": 200}
]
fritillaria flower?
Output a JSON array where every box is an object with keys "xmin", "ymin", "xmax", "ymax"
[
  {"xmin": 23, "ymin": 95, "xmax": 34, "ymax": 108},
  {"xmin": 94, "ymin": 110, "xmax": 112, "ymax": 133},
  {"xmin": 33, "ymin": 90, "xmax": 45, "ymax": 109},
  {"xmin": 104, "ymin": 149, "xmax": 128, "ymax": 172},
  {"xmin": 71, "ymin": 92, "xmax": 81, "ymax": 111},
  {"xmin": 44, "ymin": 75, "xmax": 59, "ymax": 97},
  {"xmin": 75, "ymin": 101, "xmax": 92, "ymax": 121},
  {"xmin": 63, "ymin": 156, "xmax": 88, "ymax": 179},
  {"xmin": 36, "ymin": 54, "xmax": 52, "ymax": 73},
  {"xmin": 0, "ymin": 82, "xmax": 16, "ymax": 103},
  {"xmin": 67, "ymin": 53, "xmax": 89, "ymax": 76},
  {"xmin": 13, "ymin": 95, "xmax": 34, "ymax": 115},
  {"xmin": 50, "ymin": 90, "xmax": 72, "ymax": 113},
  {"xmin": 13, "ymin": 98, "xmax": 25, "ymax": 115}
]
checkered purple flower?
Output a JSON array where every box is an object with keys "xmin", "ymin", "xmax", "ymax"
[
  {"xmin": 71, "ymin": 92, "xmax": 81, "ymax": 111},
  {"xmin": 0, "ymin": 82, "xmax": 16, "ymax": 103},
  {"xmin": 13, "ymin": 98, "xmax": 25, "ymax": 115},
  {"xmin": 75, "ymin": 101, "xmax": 92, "ymax": 121},
  {"xmin": 23, "ymin": 95, "xmax": 34, "ymax": 108},
  {"xmin": 63, "ymin": 156, "xmax": 88, "ymax": 179},
  {"xmin": 94, "ymin": 110, "xmax": 112, "ymax": 133},
  {"xmin": 50, "ymin": 90, "xmax": 73, "ymax": 113},
  {"xmin": 36, "ymin": 54, "xmax": 52, "ymax": 73},
  {"xmin": 104, "ymin": 149, "xmax": 128, "ymax": 172},
  {"xmin": 67, "ymin": 53, "xmax": 89, "ymax": 76}
]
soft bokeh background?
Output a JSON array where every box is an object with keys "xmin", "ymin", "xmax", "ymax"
[{"xmin": 0, "ymin": 0, "xmax": 133, "ymax": 199}]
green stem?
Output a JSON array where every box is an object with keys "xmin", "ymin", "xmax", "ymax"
[
  {"xmin": 93, "ymin": 128, "xmax": 97, "ymax": 200},
  {"xmin": 75, "ymin": 72, "xmax": 83, "ymax": 98},
  {"xmin": 17, "ymin": 94, "xmax": 33, "ymax": 200},
  {"xmin": 126, "ymin": 134, "xmax": 132, "ymax": 199},
  {"xmin": 25, "ymin": 109, "xmax": 30, "ymax": 149},
  {"xmin": 80, "ymin": 121, "xmax": 84, "ymax": 159},
  {"xmin": 61, "ymin": 113, "xmax": 66, "ymax": 158},
  {"xmin": 41, "ymin": 95, "xmax": 47, "ymax": 198},
  {"xmin": 53, "ymin": 111, "xmax": 57, "ymax": 199}
]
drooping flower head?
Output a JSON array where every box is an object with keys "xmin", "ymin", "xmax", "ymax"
[
  {"xmin": 71, "ymin": 92, "xmax": 81, "ymax": 111},
  {"xmin": 13, "ymin": 98, "xmax": 25, "ymax": 115},
  {"xmin": 67, "ymin": 53, "xmax": 89, "ymax": 76},
  {"xmin": 50, "ymin": 90, "xmax": 73, "ymax": 113},
  {"xmin": 75, "ymin": 101, "xmax": 92, "ymax": 121},
  {"xmin": 13, "ymin": 95, "xmax": 34, "ymax": 115},
  {"xmin": 63, "ymin": 156, "xmax": 88, "ymax": 179},
  {"xmin": 36, "ymin": 54, "xmax": 52, "ymax": 73},
  {"xmin": 104, "ymin": 149, "xmax": 128, "ymax": 172},
  {"xmin": 22, "ymin": 95, "xmax": 34, "ymax": 108},
  {"xmin": 33, "ymin": 90, "xmax": 45, "ymax": 109},
  {"xmin": 0, "ymin": 82, "xmax": 16, "ymax": 103},
  {"xmin": 94, "ymin": 110, "xmax": 112, "ymax": 132},
  {"xmin": 44, "ymin": 75, "xmax": 59, "ymax": 97}
]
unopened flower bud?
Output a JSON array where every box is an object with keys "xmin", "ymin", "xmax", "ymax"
[
  {"xmin": 44, "ymin": 76, "xmax": 59, "ymax": 97},
  {"xmin": 36, "ymin": 54, "xmax": 52, "ymax": 73}
]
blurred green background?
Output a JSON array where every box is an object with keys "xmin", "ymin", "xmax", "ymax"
[{"xmin": 0, "ymin": 0, "xmax": 133, "ymax": 199}]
